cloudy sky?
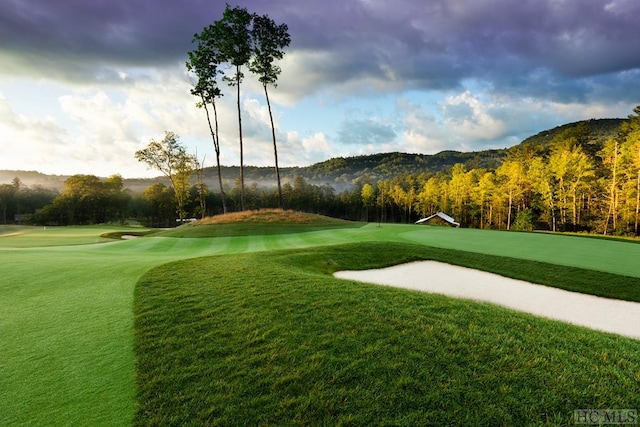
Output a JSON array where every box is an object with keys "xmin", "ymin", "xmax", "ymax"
[{"xmin": 1, "ymin": 0, "xmax": 639, "ymax": 178}]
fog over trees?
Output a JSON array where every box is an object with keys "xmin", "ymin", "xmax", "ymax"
[{"xmin": 1, "ymin": 110, "xmax": 639, "ymax": 236}]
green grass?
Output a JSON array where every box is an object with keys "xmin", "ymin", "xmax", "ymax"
[
  {"xmin": 134, "ymin": 243, "xmax": 640, "ymax": 426},
  {"xmin": 1, "ymin": 245, "xmax": 158, "ymax": 425},
  {"xmin": 0, "ymin": 224, "xmax": 151, "ymax": 247},
  {"xmin": 399, "ymin": 225, "xmax": 640, "ymax": 278},
  {"xmin": 2, "ymin": 219, "xmax": 640, "ymax": 425}
]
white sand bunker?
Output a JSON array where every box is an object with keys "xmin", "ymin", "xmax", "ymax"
[{"xmin": 335, "ymin": 261, "xmax": 640, "ymax": 340}]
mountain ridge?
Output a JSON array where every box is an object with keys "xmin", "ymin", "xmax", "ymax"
[{"xmin": 0, "ymin": 117, "xmax": 628, "ymax": 193}]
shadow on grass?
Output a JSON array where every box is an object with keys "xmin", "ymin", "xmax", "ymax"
[{"xmin": 152, "ymin": 221, "xmax": 366, "ymax": 238}]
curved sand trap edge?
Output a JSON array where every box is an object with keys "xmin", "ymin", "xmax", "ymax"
[{"xmin": 334, "ymin": 261, "xmax": 640, "ymax": 340}]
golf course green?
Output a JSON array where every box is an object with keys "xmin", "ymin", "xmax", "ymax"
[{"xmin": 2, "ymin": 215, "xmax": 640, "ymax": 425}]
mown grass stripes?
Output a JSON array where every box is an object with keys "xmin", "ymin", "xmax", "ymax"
[{"xmin": 4, "ymin": 218, "xmax": 640, "ymax": 426}]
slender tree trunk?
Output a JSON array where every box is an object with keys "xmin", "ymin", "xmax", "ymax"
[
  {"xmin": 202, "ymin": 96, "xmax": 227, "ymax": 214},
  {"xmin": 578, "ymin": 193, "xmax": 583, "ymax": 227},
  {"xmin": 605, "ymin": 141, "xmax": 618, "ymax": 235},
  {"xmin": 488, "ymin": 203, "xmax": 493, "ymax": 229},
  {"xmin": 507, "ymin": 188, "xmax": 513, "ymax": 230},
  {"xmin": 263, "ymin": 83, "xmax": 283, "ymax": 209},
  {"xmin": 236, "ymin": 66, "xmax": 245, "ymax": 211},
  {"xmin": 572, "ymin": 187, "xmax": 578, "ymax": 231},
  {"xmin": 212, "ymin": 101, "xmax": 227, "ymax": 214},
  {"xmin": 635, "ymin": 169, "xmax": 640, "ymax": 235}
]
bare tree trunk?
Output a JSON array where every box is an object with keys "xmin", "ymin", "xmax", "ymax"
[
  {"xmin": 604, "ymin": 141, "xmax": 618, "ymax": 235},
  {"xmin": 202, "ymin": 96, "xmax": 227, "ymax": 213},
  {"xmin": 193, "ymin": 152, "xmax": 207, "ymax": 219},
  {"xmin": 572, "ymin": 187, "xmax": 577, "ymax": 229},
  {"xmin": 577, "ymin": 193, "xmax": 583, "ymax": 227},
  {"xmin": 236, "ymin": 66, "xmax": 245, "ymax": 211},
  {"xmin": 263, "ymin": 83, "xmax": 283, "ymax": 209},
  {"xmin": 507, "ymin": 188, "xmax": 513, "ymax": 230}
]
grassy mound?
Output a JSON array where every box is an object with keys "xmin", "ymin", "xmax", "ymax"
[
  {"xmin": 157, "ymin": 209, "xmax": 362, "ymax": 238},
  {"xmin": 134, "ymin": 242, "xmax": 640, "ymax": 426},
  {"xmin": 195, "ymin": 209, "xmax": 345, "ymax": 224}
]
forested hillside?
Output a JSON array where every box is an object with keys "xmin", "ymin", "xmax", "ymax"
[
  {"xmin": 0, "ymin": 119, "xmax": 622, "ymax": 193},
  {"xmin": 522, "ymin": 118, "xmax": 623, "ymax": 145},
  {"xmin": 2, "ymin": 113, "xmax": 639, "ymax": 236},
  {"xmin": 117, "ymin": 149, "xmax": 506, "ymax": 193}
]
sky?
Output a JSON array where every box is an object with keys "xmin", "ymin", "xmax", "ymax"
[{"xmin": 1, "ymin": 0, "xmax": 639, "ymax": 178}]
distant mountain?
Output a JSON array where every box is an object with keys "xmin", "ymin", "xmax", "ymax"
[
  {"xmin": 0, "ymin": 170, "xmax": 69, "ymax": 191},
  {"xmin": 1, "ymin": 118, "xmax": 628, "ymax": 193},
  {"xmin": 184, "ymin": 149, "xmax": 504, "ymax": 192},
  {"xmin": 519, "ymin": 118, "xmax": 626, "ymax": 155}
]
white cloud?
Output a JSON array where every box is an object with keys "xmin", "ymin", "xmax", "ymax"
[
  {"xmin": 443, "ymin": 90, "xmax": 507, "ymax": 141},
  {"xmin": 0, "ymin": 66, "xmax": 231, "ymax": 177},
  {"xmin": 0, "ymin": 92, "xmax": 69, "ymax": 173},
  {"xmin": 394, "ymin": 97, "xmax": 448, "ymax": 153},
  {"xmin": 272, "ymin": 131, "xmax": 335, "ymax": 167},
  {"xmin": 302, "ymin": 132, "xmax": 332, "ymax": 153}
]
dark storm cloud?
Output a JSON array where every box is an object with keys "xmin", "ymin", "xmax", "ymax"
[
  {"xmin": 0, "ymin": 0, "xmax": 224, "ymax": 80},
  {"xmin": 1, "ymin": 0, "xmax": 639, "ymax": 101},
  {"xmin": 267, "ymin": 0, "xmax": 640, "ymax": 104}
]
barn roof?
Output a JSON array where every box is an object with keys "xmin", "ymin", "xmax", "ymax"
[{"xmin": 415, "ymin": 212, "xmax": 460, "ymax": 227}]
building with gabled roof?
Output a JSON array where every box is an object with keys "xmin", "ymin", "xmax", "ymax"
[{"xmin": 415, "ymin": 212, "xmax": 460, "ymax": 227}]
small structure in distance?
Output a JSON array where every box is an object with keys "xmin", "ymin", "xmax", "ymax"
[{"xmin": 415, "ymin": 212, "xmax": 460, "ymax": 227}]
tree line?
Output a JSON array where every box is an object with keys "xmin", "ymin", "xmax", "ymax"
[
  {"xmin": 0, "ymin": 106, "xmax": 637, "ymax": 235},
  {"xmin": 368, "ymin": 106, "xmax": 640, "ymax": 235},
  {"xmin": 0, "ymin": 177, "xmax": 56, "ymax": 224},
  {"xmin": 2, "ymin": 106, "xmax": 638, "ymax": 235}
]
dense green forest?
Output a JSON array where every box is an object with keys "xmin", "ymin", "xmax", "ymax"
[{"xmin": 1, "ymin": 113, "xmax": 639, "ymax": 235}]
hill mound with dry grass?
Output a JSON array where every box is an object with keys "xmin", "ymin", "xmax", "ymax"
[
  {"xmin": 194, "ymin": 209, "xmax": 345, "ymax": 225},
  {"xmin": 157, "ymin": 209, "xmax": 360, "ymax": 238}
]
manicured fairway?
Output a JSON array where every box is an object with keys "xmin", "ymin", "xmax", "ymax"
[
  {"xmin": 0, "ymin": 225, "xmax": 127, "ymax": 247},
  {"xmin": 399, "ymin": 226, "xmax": 640, "ymax": 278},
  {"xmin": 2, "ymin": 222, "xmax": 640, "ymax": 425}
]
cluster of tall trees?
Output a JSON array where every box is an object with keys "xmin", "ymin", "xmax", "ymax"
[
  {"xmin": 186, "ymin": 4, "xmax": 290, "ymax": 213},
  {"xmin": 33, "ymin": 175, "xmax": 130, "ymax": 225},
  {"xmin": 363, "ymin": 107, "xmax": 640, "ymax": 235}
]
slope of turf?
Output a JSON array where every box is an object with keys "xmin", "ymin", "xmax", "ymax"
[
  {"xmin": 4, "ymin": 217, "xmax": 640, "ymax": 426},
  {"xmin": 134, "ymin": 243, "xmax": 640, "ymax": 426}
]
